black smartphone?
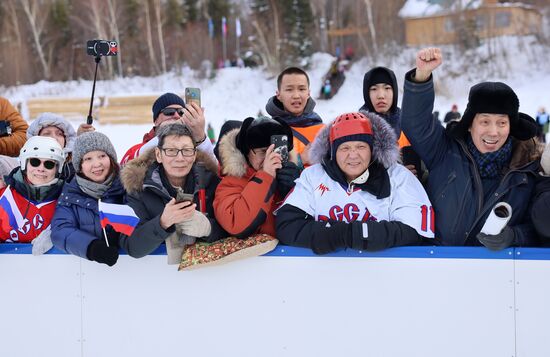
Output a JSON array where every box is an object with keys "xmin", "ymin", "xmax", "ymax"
[
  {"xmin": 402, "ymin": 146, "xmax": 422, "ymax": 177},
  {"xmin": 176, "ymin": 192, "xmax": 194, "ymax": 203},
  {"xmin": 185, "ymin": 87, "xmax": 201, "ymax": 107},
  {"xmin": 271, "ymin": 134, "xmax": 289, "ymax": 163}
]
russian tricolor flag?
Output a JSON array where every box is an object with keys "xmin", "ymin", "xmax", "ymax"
[
  {"xmin": 0, "ymin": 186, "xmax": 25, "ymax": 232},
  {"xmin": 98, "ymin": 201, "xmax": 140, "ymax": 236}
]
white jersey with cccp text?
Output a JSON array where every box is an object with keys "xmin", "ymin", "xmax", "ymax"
[{"xmin": 281, "ymin": 163, "xmax": 435, "ymax": 238}]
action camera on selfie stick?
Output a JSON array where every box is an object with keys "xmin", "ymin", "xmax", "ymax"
[{"xmin": 85, "ymin": 40, "xmax": 118, "ymax": 124}]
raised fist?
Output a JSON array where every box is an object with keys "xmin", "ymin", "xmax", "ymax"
[{"xmin": 414, "ymin": 47, "xmax": 443, "ymax": 82}]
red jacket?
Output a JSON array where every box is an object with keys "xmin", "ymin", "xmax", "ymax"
[
  {"xmin": 213, "ymin": 129, "xmax": 281, "ymax": 238},
  {"xmin": 214, "ymin": 167, "xmax": 279, "ymax": 237},
  {"xmin": 120, "ymin": 127, "xmax": 156, "ymax": 166},
  {"xmin": 0, "ymin": 186, "xmax": 57, "ymax": 243}
]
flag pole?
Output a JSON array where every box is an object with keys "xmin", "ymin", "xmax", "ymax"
[{"xmin": 99, "ymin": 199, "xmax": 110, "ymax": 247}]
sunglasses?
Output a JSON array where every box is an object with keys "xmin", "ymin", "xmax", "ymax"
[
  {"xmin": 29, "ymin": 158, "xmax": 57, "ymax": 170},
  {"xmin": 160, "ymin": 107, "xmax": 185, "ymax": 117}
]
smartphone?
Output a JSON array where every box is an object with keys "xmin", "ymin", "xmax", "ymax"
[
  {"xmin": 176, "ymin": 192, "xmax": 194, "ymax": 203},
  {"xmin": 271, "ymin": 134, "xmax": 289, "ymax": 163},
  {"xmin": 185, "ymin": 87, "xmax": 201, "ymax": 107}
]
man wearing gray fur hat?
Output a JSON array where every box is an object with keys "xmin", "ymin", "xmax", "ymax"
[{"xmin": 401, "ymin": 47, "xmax": 541, "ymax": 249}]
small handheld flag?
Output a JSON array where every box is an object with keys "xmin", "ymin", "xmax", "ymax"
[
  {"xmin": 0, "ymin": 186, "xmax": 25, "ymax": 232},
  {"xmin": 98, "ymin": 200, "xmax": 139, "ymax": 237}
]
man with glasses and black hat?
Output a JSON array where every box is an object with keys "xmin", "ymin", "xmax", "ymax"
[
  {"xmin": 401, "ymin": 47, "xmax": 542, "ymax": 250},
  {"xmin": 120, "ymin": 92, "xmax": 215, "ymax": 166}
]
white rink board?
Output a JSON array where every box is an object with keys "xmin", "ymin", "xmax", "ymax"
[
  {"xmin": 3, "ymin": 245, "xmax": 543, "ymax": 357},
  {"xmin": 514, "ymin": 252, "xmax": 550, "ymax": 357}
]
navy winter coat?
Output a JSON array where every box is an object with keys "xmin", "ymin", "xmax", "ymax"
[
  {"xmin": 51, "ymin": 176, "xmax": 126, "ymax": 259},
  {"xmin": 401, "ymin": 70, "xmax": 539, "ymax": 246}
]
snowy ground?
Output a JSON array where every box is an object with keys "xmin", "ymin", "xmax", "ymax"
[{"xmin": 2, "ymin": 36, "xmax": 549, "ymax": 158}]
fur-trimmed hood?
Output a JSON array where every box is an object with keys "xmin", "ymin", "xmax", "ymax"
[
  {"xmin": 217, "ymin": 129, "xmax": 248, "ymax": 178},
  {"xmin": 28, "ymin": 112, "xmax": 77, "ymax": 154},
  {"xmin": 309, "ymin": 111, "xmax": 400, "ymax": 168},
  {"xmin": 121, "ymin": 147, "xmax": 219, "ymax": 194}
]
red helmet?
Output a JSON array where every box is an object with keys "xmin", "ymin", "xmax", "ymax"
[{"xmin": 329, "ymin": 112, "xmax": 373, "ymax": 144}]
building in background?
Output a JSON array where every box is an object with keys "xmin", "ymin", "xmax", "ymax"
[{"xmin": 399, "ymin": 0, "xmax": 543, "ymax": 46}]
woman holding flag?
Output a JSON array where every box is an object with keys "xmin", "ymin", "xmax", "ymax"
[
  {"xmin": 51, "ymin": 132, "xmax": 129, "ymax": 266},
  {"xmin": 0, "ymin": 136, "xmax": 65, "ymax": 254}
]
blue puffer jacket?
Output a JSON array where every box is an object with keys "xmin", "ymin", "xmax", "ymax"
[
  {"xmin": 401, "ymin": 70, "xmax": 540, "ymax": 246},
  {"xmin": 51, "ymin": 176, "xmax": 126, "ymax": 259}
]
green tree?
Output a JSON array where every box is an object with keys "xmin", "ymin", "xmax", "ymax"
[
  {"xmin": 281, "ymin": 0, "xmax": 314, "ymax": 66},
  {"xmin": 166, "ymin": 0, "xmax": 185, "ymax": 27},
  {"xmin": 185, "ymin": 0, "xmax": 199, "ymax": 22}
]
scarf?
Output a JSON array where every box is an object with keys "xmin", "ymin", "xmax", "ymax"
[
  {"xmin": 265, "ymin": 96, "xmax": 323, "ymax": 128},
  {"xmin": 467, "ymin": 135, "xmax": 513, "ymax": 179},
  {"xmin": 76, "ymin": 173, "xmax": 115, "ymax": 200},
  {"xmin": 12, "ymin": 169, "xmax": 62, "ymax": 202}
]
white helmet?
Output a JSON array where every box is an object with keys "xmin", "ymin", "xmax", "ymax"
[{"xmin": 19, "ymin": 136, "xmax": 65, "ymax": 174}]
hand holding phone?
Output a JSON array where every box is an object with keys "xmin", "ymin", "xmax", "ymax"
[
  {"xmin": 176, "ymin": 191, "xmax": 194, "ymax": 204},
  {"xmin": 185, "ymin": 88, "xmax": 201, "ymax": 108},
  {"xmin": 270, "ymin": 135, "xmax": 289, "ymax": 163}
]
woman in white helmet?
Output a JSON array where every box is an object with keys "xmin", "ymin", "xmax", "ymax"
[{"xmin": 0, "ymin": 136, "xmax": 65, "ymax": 253}]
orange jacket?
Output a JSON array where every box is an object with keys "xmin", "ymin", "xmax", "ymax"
[
  {"xmin": 292, "ymin": 123, "xmax": 325, "ymax": 166},
  {"xmin": 398, "ymin": 131, "xmax": 411, "ymax": 148},
  {"xmin": 214, "ymin": 167, "xmax": 279, "ymax": 237},
  {"xmin": 0, "ymin": 97, "xmax": 28, "ymax": 157}
]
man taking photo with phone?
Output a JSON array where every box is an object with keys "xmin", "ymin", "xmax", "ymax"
[
  {"xmin": 120, "ymin": 92, "xmax": 214, "ymax": 165},
  {"xmin": 214, "ymin": 116, "xmax": 300, "ymax": 238}
]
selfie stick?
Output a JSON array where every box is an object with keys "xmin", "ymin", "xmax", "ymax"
[{"xmin": 87, "ymin": 55, "xmax": 102, "ymax": 125}]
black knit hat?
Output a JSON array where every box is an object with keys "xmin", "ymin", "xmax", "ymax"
[
  {"xmin": 362, "ymin": 67, "xmax": 398, "ymax": 113},
  {"xmin": 152, "ymin": 93, "xmax": 185, "ymax": 121},
  {"xmin": 236, "ymin": 116, "xmax": 293, "ymax": 156},
  {"xmin": 456, "ymin": 81, "xmax": 537, "ymax": 140}
]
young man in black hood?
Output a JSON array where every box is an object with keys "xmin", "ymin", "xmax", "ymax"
[{"xmin": 360, "ymin": 66, "xmax": 423, "ymax": 178}]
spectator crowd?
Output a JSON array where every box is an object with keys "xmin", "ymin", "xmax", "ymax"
[{"xmin": 2, "ymin": 47, "xmax": 550, "ymax": 267}]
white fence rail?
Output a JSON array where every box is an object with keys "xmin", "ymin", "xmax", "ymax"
[{"xmin": 1, "ymin": 245, "xmax": 549, "ymax": 357}]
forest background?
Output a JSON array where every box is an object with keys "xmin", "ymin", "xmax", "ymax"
[{"xmin": 2, "ymin": 0, "xmax": 549, "ymax": 87}]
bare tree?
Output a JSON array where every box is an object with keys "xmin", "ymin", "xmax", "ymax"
[
  {"xmin": 106, "ymin": 0, "xmax": 123, "ymax": 76},
  {"xmin": 20, "ymin": 0, "xmax": 51, "ymax": 79},
  {"xmin": 152, "ymin": 0, "xmax": 167, "ymax": 73},
  {"xmin": 364, "ymin": 0, "xmax": 378, "ymax": 54},
  {"xmin": 310, "ymin": 0, "xmax": 328, "ymax": 52},
  {"xmin": 4, "ymin": 0, "xmax": 24, "ymax": 84},
  {"xmin": 143, "ymin": 0, "xmax": 161, "ymax": 75}
]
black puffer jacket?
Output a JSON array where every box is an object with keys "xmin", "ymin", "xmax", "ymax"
[{"xmin": 119, "ymin": 149, "xmax": 226, "ymax": 258}]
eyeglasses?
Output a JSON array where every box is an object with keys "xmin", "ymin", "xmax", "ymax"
[
  {"xmin": 29, "ymin": 158, "xmax": 57, "ymax": 170},
  {"xmin": 251, "ymin": 148, "xmax": 268, "ymax": 159},
  {"xmin": 160, "ymin": 107, "xmax": 185, "ymax": 117},
  {"xmin": 160, "ymin": 147, "xmax": 196, "ymax": 157}
]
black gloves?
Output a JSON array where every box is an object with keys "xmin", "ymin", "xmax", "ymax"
[
  {"xmin": 477, "ymin": 226, "xmax": 515, "ymax": 251},
  {"xmin": 276, "ymin": 162, "xmax": 300, "ymax": 198},
  {"xmin": 86, "ymin": 238, "xmax": 119, "ymax": 266}
]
